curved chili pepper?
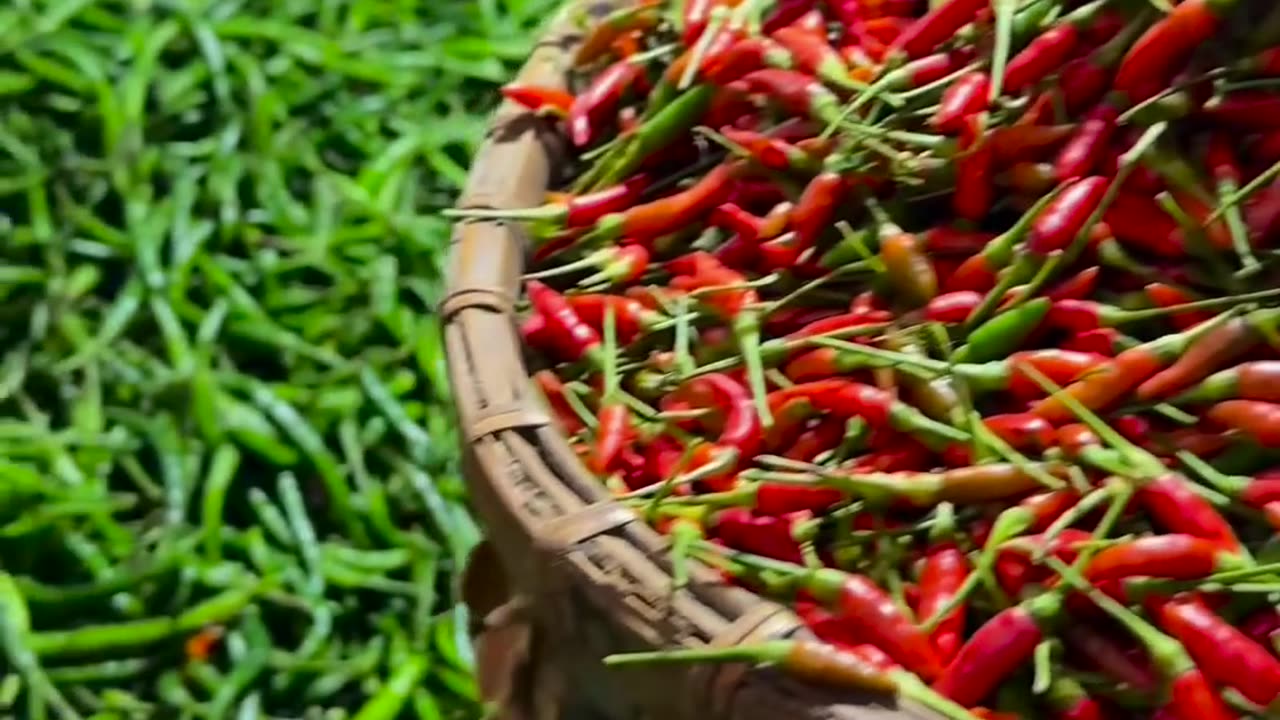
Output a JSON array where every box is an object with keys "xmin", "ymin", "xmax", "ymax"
[
  {"xmin": 678, "ymin": 372, "xmax": 763, "ymax": 461},
  {"xmin": 526, "ymin": 280, "xmax": 604, "ymax": 367},
  {"xmin": 933, "ymin": 593, "xmax": 1063, "ymax": 707},
  {"xmin": 1113, "ymin": 0, "xmax": 1237, "ymax": 104},
  {"xmin": 791, "ymin": 172, "xmax": 847, "ymax": 253},
  {"xmin": 1155, "ymin": 596, "xmax": 1280, "ymax": 706},
  {"xmin": 1209, "ymin": 400, "xmax": 1280, "ymax": 447},
  {"xmin": 931, "ymin": 72, "xmax": 989, "ymax": 134},
  {"xmin": 1084, "ymin": 534, "xmax": 1244, "ymax": 582}
]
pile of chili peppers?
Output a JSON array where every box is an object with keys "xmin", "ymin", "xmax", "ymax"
[{"xmin": 452, "ymin": 0, "xmax": 1280, "ymax": 717}]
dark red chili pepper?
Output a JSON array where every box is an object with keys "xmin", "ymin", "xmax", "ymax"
[
  {"xmin": 1064, "ymin": 622, "xmax": 1159, "ymax": 694},
  {"xmin": 1103, "ymin": 190, "xmax": 1186, "ymax": 258},
  {"xmin": 953, "ymin": 113, "xmax": 994, "ymax": 222},
  {"xmin": 933, "ymin": 593, "xmax": 1063, "ymax": 707},
  {"xmin": 1155, "ymin": 596, "xmax": 1280, "ymax": 706},
  {"xmin": 764, "ymin": 1, "xmax": 821, "ymax": 36},
  {"xmin": 1055, "ymin": 105, "xmax": 1119, "ymax": 181},
  {"xmin": 1083, "ymin": 534, "xmax": 1244, "ymax": 583},
  {"xmin": 1209, "ymin": 400, "xmax": 1280, "ymax": 447},
  {"xmin": 989, "ymin": 124, "xmax": 1075, "ymax": 167},
  {"xmin": 931, "ymin": 71, "xmax": 989, "ymax": 134},
  {"xmin": 1046, "ymin": 678, "xmax": 1103, "ymax": 720},
  {"xmin": 1113, "ymin": 0, "xmax": 1237, "ymax": 104},
  {"xmin": 889, "ymin": 0, "xmax": 987, "ymax": 60},
  {"xmin": 1241, "ymin": 607, "xmax": 1280, "ymax": 650},
  {"xmin": 713, "ymin": 508, "xmax": 806, "ymax": 563},
  {"xmin": 924, "ymin": 226, "xmax": 995, "ymax": 255},
  {"xmin": 1200, "ymin": 91, "xmax": 1280, "ymax": 131}
]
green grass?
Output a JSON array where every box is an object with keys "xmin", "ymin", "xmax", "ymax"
[{"xmin": 0, "ymin": 0, "xmax": 559, "ymax": 717}]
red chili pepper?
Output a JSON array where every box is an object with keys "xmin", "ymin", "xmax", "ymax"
[
  {"xmin": 889, "ymin": 0, "xmax": 987, "ymax": 60},
  {"xmin": 568, "ymin": 58, "xmax": 649, "ymax": 148},
  {"xmin": 1055, "ymin": 105, "xmax": 1119, "ymax": 181},
  {"xmin": 1024, "ymin": 176, "xmax": 1105, "ymax": 254},
  {"xmin": 703, "ymin": 36, "xmax": 779, "ymax": 84},
  {"xmin": 1155, "ymin": 596, "xmax": 1280, "ymax": 706},
  {"xmin": 989, "ymin": 124, "xmax": 1075, "ymax": 167},
  {"xmin": 933, "ymin": 593, "xmax": 1062, "ymax": 707},
  {"xmin": 1064, "ymin": 622, "xmax": 1159, "ymax": 694},
  {"xmin": 526, "ymin": 281, "xmax": 604, "ymax": 367},
  {"xmin": 501, "ymin": 84, "xmax": 576, "ymax": 115},
  {"xmin": 763, "ymin": 0, "xmax": 822, "ymax": 36},
  {"xmin": 1165, "ymin": 667, "xmax": 1241, "ymax": 720},
  {"xmin": 791, "ymin": 172, "xmax": 846, "ymax": 252},
  {"xmin": 1241, "ymin": 606, "xmax": 1280, "ymax": 650},
  {"xmin": 953, "ymin": 113, "xmax": 994, "ymax": 222},
  {"xmin": 917, "ymin": 544, "xmax": 969, "ymax": 662},
  {"xmin": 1144, "ymin": 283, "xmax": 1213, "ymax": 332},
  {"xmin": 1103, "ymin": 190, "xmax": 1186, "ymax": 258},
  {"xmin": 734, "ymin": 69, "xmax": 844, "ymax": 125},
  {"xmin": 1172, "ymin": 360, "xmax": 1280, "ymax": 406},
  {"xmin": 681, "ymin": 0, "xmax": 744, "ymax": 47},
  {"xmin": 677, "ymin": 372, "xmax": 763, "ymax": 461},
  {"xmin": 1113, "ymin": 0, "xmax": 1236, "ymax": 104},
  {"xmin": 1138, "ymin": 316, "xmax": 1262, "ymax": 402},
  {"xmin": 1209, "ymin": 400, "xmax": 1280, "ymax": 447},
  {"xmin": 720, "ymin": 128, "xmax": 825, "ymax": 172},
  {"xmin": 713, "ymin": 508, "xmax": 806, "ymax": 563},
  {"xmin": 535, "ymin": 370, "xmax": 585, "ymax": 435},
  {"xmin": 1046, "ymin": 266, "xmax": 1100, "ymax": 302},
  {"xmin": 924, "ymin": 226, "xmax": 996, "ymax": 255},
  {"xmin": 1031, "ymin": 324, "xmax": 1202, "ymax": 422},
  {"xmin": 1199, "ymin": 91, "xmax": 1280, "ymax": 131},
  {"xmin": 591, "ymin": 403, "xmax": 633, "ymax": 475},
  {"xmin": 1084, "ymin": 534, "xmax": 1244, "ymax": 583},
  {"xmin": 772, "ymin": 26, "xmax": 864, "ymax": 93},
  {"xmin": 786, "ymin": 416, "xmax": 847, "ymax": 461},
  {"xmin": 1004, "ymin": 25, "xmax": 1081, "ymax": 95},
  {"xmin": 1138, "ymin": 474, "xmax": 1241, "ymax": 550},
  {"xmin": 565, "ymin": 294, "xmax": 662, "ymax": 345},
  {"xmin": 805, "ymin": 570, "xmax": 944, "ymax": 680},
  {"xmin": 1046, "ymin": 678, "xmax": 1103, "ymax": 720},
  {"xmin": 605, "ymin": 163, "xmax": 741, "ymax": 242},
  {"xmin": 931, "ymin": 71, "xmax": 989, "ymax": 134}
]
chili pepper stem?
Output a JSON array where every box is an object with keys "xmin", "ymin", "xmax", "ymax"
[{"xmin": 736, "ymin": 313, "xmax": 774, "ymax": 427}]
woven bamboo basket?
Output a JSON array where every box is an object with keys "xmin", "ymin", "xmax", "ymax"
[{"xmin": 445, "ymin": 3, "xmax": 934, "ymax": 719}]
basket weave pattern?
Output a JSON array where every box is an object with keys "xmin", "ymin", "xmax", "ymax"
[{"xmin": 446, "ymin": 4, "xmax": 934, "ymax": 719}]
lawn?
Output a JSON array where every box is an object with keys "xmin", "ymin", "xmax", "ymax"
[{"xmin": 0, "ymin": 0, "xmax": 557, "ymax": 717}]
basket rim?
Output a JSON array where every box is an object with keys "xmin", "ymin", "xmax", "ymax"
[{"xmin": 443, "ymin": 4, "xmax": 937, "ymax": 719}]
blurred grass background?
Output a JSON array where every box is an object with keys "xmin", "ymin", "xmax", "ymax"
[{"xmin": 0, "ymin": 0, "xmax": 560, "ymax": 717}]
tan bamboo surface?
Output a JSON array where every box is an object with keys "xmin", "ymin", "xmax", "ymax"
[{"xmin": 446, "ymin": 3, "xmax": 936, "ymax": 719}]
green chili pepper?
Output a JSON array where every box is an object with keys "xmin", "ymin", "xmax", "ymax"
[{"xmin": 955, "ymin": 298, "xmax": 1051, "ymax": 364}]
